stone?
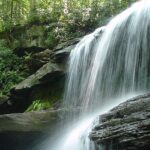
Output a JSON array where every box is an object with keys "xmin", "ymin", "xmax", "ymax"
[
  {"xmin": 52, "ymin": 45, "xmax": 76, "ymax": 63},
  {"xmin": 54, "ymin": 37, "xmax": 81, "ymax": 51},
  {"xmin": 0, "ymin": 62, "xmax": 64, "ymax": 114},
  {"xmin": 0, "ymin": 109, "xmax": 64, "ymax": 150},
  {"xmin": 90, "ymin": 93, "xmax": 150, "ymax": 150},
  {"xmin": 14, "ymin": 62, "xmax": 63, "ymax": 91},
  {"xmin": 24, "ymin": 49, "xmax": 53, "ymax": 74}
]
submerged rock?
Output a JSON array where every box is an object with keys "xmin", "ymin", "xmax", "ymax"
[{"xmin": 90, "ymin": 93, "xmax": 150, "ymax": 150}]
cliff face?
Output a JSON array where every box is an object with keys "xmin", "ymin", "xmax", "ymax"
[{"xmin": 90, "ymin": 93, "xmax": 150, "ymax": 150}]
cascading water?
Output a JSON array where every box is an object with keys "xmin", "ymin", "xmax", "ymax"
[
  {"xmin": 64, "ymin": 0, "xmax": 150, "ymax": 115},
  {"xmin": 40, "ymin": 0, "xmax": 150, "ymax": 150}
]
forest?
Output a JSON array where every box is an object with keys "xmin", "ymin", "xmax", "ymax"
[
  {"xmin": 0, "ymin": 0, "xmax": 135, "ymax": 32},
  {"xmin": 1, "ymin": 0, "xmax": 150, "ymax": 150}
]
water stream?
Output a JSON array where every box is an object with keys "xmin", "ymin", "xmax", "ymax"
[{"xmin": 39, "ymin": 0, "xmax": 150, "ymax": 149}]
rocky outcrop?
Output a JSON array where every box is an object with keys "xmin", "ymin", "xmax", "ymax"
[
  {"xmin": 14, "ymin": 62, "xmax": 63, "ymax": 90},
  {"xmin": 0, "ymin": 37, "xmax": 81, "ymax": 114},
  {"xmin": 90, "ymin": 93, "xmax": 150, "ymax": 150},
  {"xmin": 0, "ymin": 109, "xmax": 63, "ymax": 132},
  {"xmin": 52, "ymin": 44, "xmax": 76, "ymax": 63},
  {"xmin": 28, "ymin": 49, "xmax": 52, "ymax": 72},
  {"xmin": 0, "ymin": 109, "xmax": 64, "ymax": 150},
  {"xmin": 0, "ymin": 62, "xmax": 64, "ymax": 114}
]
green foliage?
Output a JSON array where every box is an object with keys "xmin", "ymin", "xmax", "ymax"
[
  {"xmin": 45, "ymin": 31, "xmax": 58, "ymax": 48},
  {"xmin": 24, "ymin": 52, "xmax": 32, "ymax": 61},
  {"xmin": 26, "ymin": 99, "xmax": 52, "ymax": 111},
  {"xmin": 0, "ymin": 41, "xmax": 25, "ymax": 95},
  {"xmin": 0, "ymin": 0, "xmax": 136, "ymax": 32}
]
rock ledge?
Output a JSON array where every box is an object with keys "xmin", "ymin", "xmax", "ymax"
[{"xmin": 90, "ymin": 93, "xmax": 150, "ymax": 150}]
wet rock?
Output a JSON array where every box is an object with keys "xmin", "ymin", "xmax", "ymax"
[
  {"xmin": 51, "ymin": 37, "xmax": 81, "ymax": 63},
  {"xmin": 54, "ymin": 37, "xmax": 81, "ymax": 51},
  {"xmin": 90, "ymin": 93, "xmax": 150, "ymax": 150},
  {"xmin": 52, "ymin": 45, "xmax": 76, "ymax": 63},
  {"xmin": 0, "ymin": 109, "xmax": 63, "ymax": 150}
]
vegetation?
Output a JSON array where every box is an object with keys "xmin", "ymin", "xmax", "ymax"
[
  {"xmin": 0, "ymin": 0, "xmax": 136, "ymax": 110},
  {"xmin": 26, "ymin": 100, "xmax": 52, "ymax": 111},
  {"xmin": 0, "ymin": 0, "xmax": 135, "ymax": 32},
  {"xmin": 0, "ymin": 40, "xmax": 25, "ymax": 97}
]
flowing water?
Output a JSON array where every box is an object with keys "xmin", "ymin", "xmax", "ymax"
[{"xmin": 39, "ymin": 0, "xmax": 150, "ymax": 150}]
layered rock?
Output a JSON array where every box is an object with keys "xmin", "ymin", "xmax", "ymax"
[{"xmin": 90, "ymin": 93, "xmax": 150, "ymax": 150}]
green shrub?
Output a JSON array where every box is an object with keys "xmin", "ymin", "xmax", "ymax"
[
  {"xmin": 26, "ymin": 99, "xmax": 52, "ymax": 111},
  {"xmin": 0, "ymin": 42, "xmax": 25, "ymax": 95},
  {"xmin": 45, "ymin": 31, "xmax": 58, "ymax": 48}
]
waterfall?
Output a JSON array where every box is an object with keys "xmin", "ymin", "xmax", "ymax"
[
  {"xmin": 39, "ymin": 0, "xmax": 150, "ymax": 150},
  {"xmin": 64, "ymin": 0, "xmax": 150, "ymax": 115}
]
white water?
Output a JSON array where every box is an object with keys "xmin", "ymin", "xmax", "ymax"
[
  {"xmin": 60, "ymin": 94, "xmax": 139, "ymax": 150},
  {"xmin": 39, "ymin": 0, "xmax": 150, "ymax": 150}
]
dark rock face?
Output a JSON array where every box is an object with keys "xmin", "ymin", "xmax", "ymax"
[
  {"xmin": 90, "ymin": 93, "xmax": 150, "ymax": 150},
  {"xmin": 52, "ymin": 45, "xmax": 76, "ymax": 63},
  {"xmin": 29, "ymin": 49, "xmax": 52, "ymax": 72},
  {"xmin": 0, "ymin": 109, "xmax": 64, "ymax": 150}
]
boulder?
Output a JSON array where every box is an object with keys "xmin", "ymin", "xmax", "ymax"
[
  {"xmin": 90, "ymin": 93, "xmax": 150, "ymax": 150},
  {"xmin": 14, "ymin": 62, "xmax": 63, "ymax": 90},
  {"xmin": 0, "ymin": 62, "xmax": 64, "ymax": 114}
]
